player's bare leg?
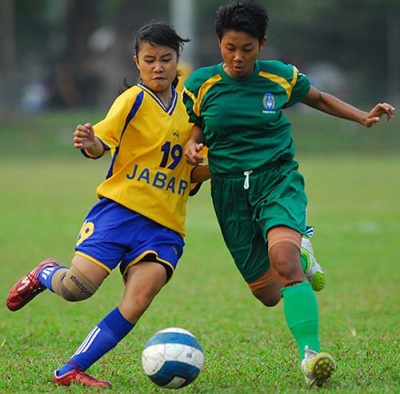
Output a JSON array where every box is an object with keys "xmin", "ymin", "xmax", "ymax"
[{"xmin": 53, "ymin": 261, "xmax": 167, "ymax": 387}]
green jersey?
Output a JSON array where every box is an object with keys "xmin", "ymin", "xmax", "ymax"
[{"xmin": 183, "ymin": 60, "xmax": 310, "ymax": 175}]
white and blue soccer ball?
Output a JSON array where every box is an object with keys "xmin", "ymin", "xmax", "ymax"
[{"xmin": 142, "ymin": 327, "xmax": 204, "ymax": 389}]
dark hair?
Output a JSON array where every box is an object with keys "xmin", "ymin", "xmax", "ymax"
[
  {"xmin": 215, "ymin": 0, "xmax": 269, "ymax": 43},
  {"xmin": 134, "ymin": 20, "xmax": 190, "ymax": 57}
]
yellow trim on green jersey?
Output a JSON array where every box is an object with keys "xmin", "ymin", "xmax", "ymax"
[
  {"xmin": 91, "ymin": 83, "xmax": 196, "ymax": 236},
  {"xmin": 259, "ymin": 66, "xmax": 298, "ymax": 101},
  {"xmin": 184, "ymin": 74, "xmax": 222, "ymax": 117},
  {"xmin": 291, "ymin": 66, "xmax": 299, "ymax": 89},
  {"xmin": 183, "ymin": 60, "xmax": 310, "ymax": 175}
]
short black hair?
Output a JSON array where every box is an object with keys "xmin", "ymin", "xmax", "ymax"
[
  {"xmin": 215, "ymin": 0, "xmax": 269, "ymax": 43},
  {"xmin": 134, "ymin": 20, "xmax": 190, "ymax": 57}
]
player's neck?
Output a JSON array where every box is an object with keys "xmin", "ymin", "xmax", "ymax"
[{"xmin": 156, "ymin": 89, "xmax": 173, "ymax": 107}]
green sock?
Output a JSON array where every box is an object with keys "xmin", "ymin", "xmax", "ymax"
[{"xmin": 281, "ymin": 281, "xmax": 320, "ymax": 359}]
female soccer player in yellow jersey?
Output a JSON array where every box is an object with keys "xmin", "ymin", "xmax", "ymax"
[
  {"xmin": 183, "ymin": 0, "xmax": 395, "ymax": 388},
  {"xmin": 6, "ymin": 21, "xmax": 209, "ymax": 388}
]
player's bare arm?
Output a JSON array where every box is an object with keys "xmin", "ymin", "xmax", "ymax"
[
  {"xmin": 302, "ymin": 86, "xmax": 395, "ymax": 128},
  {"xmin": 191, "ymin": 164, "xmax": 210, "ymax": 183},
  {"xmin": 73, "ymin": 123, "xmax": 105, "ymax": 157},
  {"xmin": 184, "ymin": 124, "xmax": 205, "ymax": 165}
]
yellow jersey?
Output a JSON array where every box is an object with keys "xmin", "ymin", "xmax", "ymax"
[{"xmin": 91, "ymin": 83, "xmax": 196, "ymax": 237}]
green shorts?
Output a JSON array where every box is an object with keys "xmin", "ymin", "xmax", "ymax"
[{"xmin": 211, "ymin": 160, "xmax": 307, "ymax": 283}]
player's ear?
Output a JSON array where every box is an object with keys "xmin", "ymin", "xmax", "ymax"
[
  {"xmin": 133, "ymin": 55, "xmax": 140, "ymax": 70},
  {"xmin": 260, "ymin": 36, "xmax": 267, "ymax": 50}
]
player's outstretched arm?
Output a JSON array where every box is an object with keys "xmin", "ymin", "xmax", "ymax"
[
  {"xmin": 73, "ymin": 123, "xmax": 105, "ymax": 157},
  {"xmin": 302, "ymin": 86, "xmax": 395, "ymax": 128}
]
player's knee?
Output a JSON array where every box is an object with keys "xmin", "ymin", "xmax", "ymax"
[{"xmin": 52, "ymin": 266, "xmax": 99, "ymax": 301}]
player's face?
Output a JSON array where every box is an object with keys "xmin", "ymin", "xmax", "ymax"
[
  {"xmin": 219, "ymin": 30, "xmax": 266, "ymax": 78},
  {"xmin": 134, "ymin": 42, "xmax": 178, "ymax": 94}
]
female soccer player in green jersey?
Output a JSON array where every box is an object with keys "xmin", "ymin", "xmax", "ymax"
[
  {"xmin": 183, "ymin": 0, "xmax": 395, "ymax": 388},
  {"xmin": 6, "ymin": 21, "xmax": 209, "ymax": 388}
]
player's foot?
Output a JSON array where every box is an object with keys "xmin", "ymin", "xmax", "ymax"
[
  {"xmin": 6, "ymin": 259, "xmax": 59, "ymax": 311},
  {"xmin": 301, "ymin": 346, "xmax": 336, "ymax": 388},
  {"xmin": 301, "ymin": 237, "xmax": 326, "ymax": 291},
  {"xmin": 53, "ymin": 369, "xmax": 112, "ymax": 387}
]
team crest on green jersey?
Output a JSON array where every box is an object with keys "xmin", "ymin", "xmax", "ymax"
[{"xmin": 262, "ymin": 93, "xmax": 275, "ymax": 113}]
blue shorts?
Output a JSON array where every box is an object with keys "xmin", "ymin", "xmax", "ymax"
[{"xmin": 75, "ymin": 198, "xmax": 184, "ymax": 280}]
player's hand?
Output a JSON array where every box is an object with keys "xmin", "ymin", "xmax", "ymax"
[
  {"xmin": 362, "ymin": 103, "xmax": 395, "ymax": 128},
  {"xmin": 184, "ymin": 140, "xmax": 205, "ymax": 165},
  {"xmin": 73, "ymin": 123, "xmax": 96, "ymax": 149}
]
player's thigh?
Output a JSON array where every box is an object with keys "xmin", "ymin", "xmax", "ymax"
[
  {"xmin": 125, "ymin": 261, "xmax": 167, "ymax": 299},
  {"xmin": 211, "ymin": 176, "xmax": 269, "ymax": 283},
  {"xmin": 74, "ymin": 198, "xmax": 133, "ymax": 273},
  {"xmin": 256, "ymin": 166, "xmax": 307, "ymax": 236},
  {"xmin": 71, "ymin": 254, "xmax": 109, "ymax": 286},
  {"xmin": 119, "ymin": 261, "xmax": 168, "ymax": 323}
]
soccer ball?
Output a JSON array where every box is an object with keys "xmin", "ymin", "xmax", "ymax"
[{"xmin": 142, "ymin": 327, "xmax": 204, "ymax": 389}]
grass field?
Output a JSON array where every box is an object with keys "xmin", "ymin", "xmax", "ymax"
[{"xmin": 0, "ymin": 111, "xmax": 399, "ymax": 393}]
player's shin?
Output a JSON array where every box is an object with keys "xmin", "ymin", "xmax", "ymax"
[
  {"xmin": 281, "ymin": 281, "xmax": 320, "ymax": 359},
  {"xmin": 56, "ymin": 307, "xmax": 134, "ymax": 376}
]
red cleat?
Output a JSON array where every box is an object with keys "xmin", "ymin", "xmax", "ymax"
[
  {"xmin": 6, "ymin": 259, "xmax": 59, "ymax": 311},
  {"xmin": 53, "ymin": 369, "xmax": 112, "ymax": 387}
]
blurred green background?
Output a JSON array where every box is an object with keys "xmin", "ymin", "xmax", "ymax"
[{"xmin": 0, "ymin": 0, "xmax": 399, "ymax": 116}]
